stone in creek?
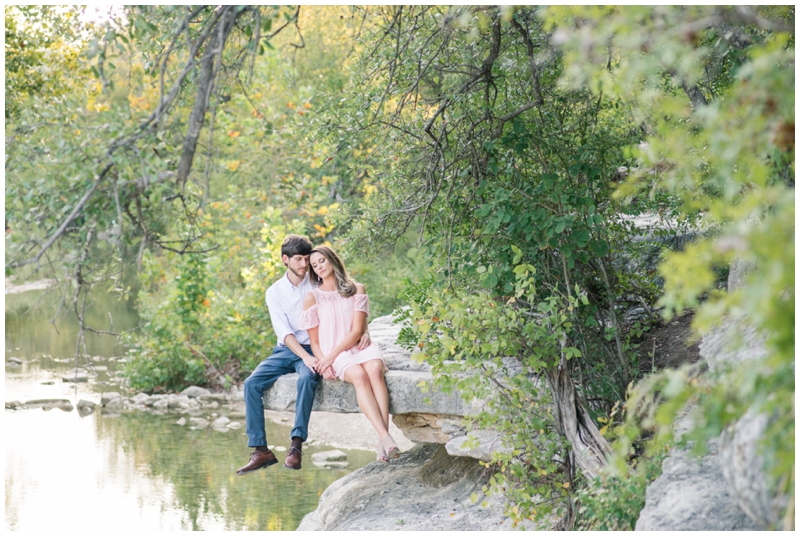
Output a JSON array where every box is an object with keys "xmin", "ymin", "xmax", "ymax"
[
  {"xmin": 62, "ymin": 371, "xmax": 89, "ymax": 383},
  {"xmin": 130, "ymin": 393, "xmax": 150, "ymax": 404},
  {"xmin": 312, "ymin": 450, "xmax": 348, "ymax": 463},
  {"xmin": 105, "ymin": 398, "xmax": 124, "ymax": 411},
  {"xmin": 26, "ymin": 399, "xmax": 74, "ymax": 411},
  {"xmin": 7, "ymin": 361, "xmax": 21, "ymax": 368},
  {"xmin": 5, "ymin": 400, "xmax": 23, "ymax": 410},
  {"xmin": 272, "ymin": 444, "xmax": 285, "ymax": 451},
  {"xmin": 91, "ymin": 365, "xmax": 108, "ymax": 372},
  {"xmin": 168, "ymin": 396, "xmax": 191, "ymax": 410},
  {"xmin": 189, "ymin": 417, "xmax": 209, "ymax": 429},
  {"xmin": 180, "ymin": 386, "xmax": 211, "ymax": 398},
  {"xmin": 41, "ymin": 381, "xmax": 55, "ymax": 385},
  {"xmin": 226, "ymin": 421, "xmax": 242, "ymax": 430},
  {"xmin": 212, "ymin": 416, "xmax": 230, "ymax": 428},
  {"xmin": 199, "ymin": 393, "xmax": 227, "ymax": 403},
  {"xmin": 144, "ymin": 395, "xmax": 167, "ymax": 407},
  {"xmin": 101, "ymin": 392, "xmax": 122, "ymax": 406},
  {"xmin": 204, "ymin": 401, "xmax": 220, "ymax": 409},
  {"xmin": 77, "ymin": 400, "xmax": 96, "ymax": 414},
  {"xmin": 152, "ymin": 399, "xmax": 169, "ymax": 410},
  {"xmin": 176, "ymin": 417, "xmax": 187, "ymax": 426},
  {"xmin": 8, "ymin": 357, "xmax": 23, "ymax": 364}
]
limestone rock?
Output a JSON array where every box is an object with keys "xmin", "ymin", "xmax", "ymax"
[
  {"xmin": 263, "ymin": 369, "xmax": 473, "ymax": 416},
  {"xmin": 26, "ymin": 399, "xmax": 73, "ymax": 411},
  {"xmin": 699, "ymin": 316, "xmax": 767, "ymax": 375},
  {"xmin": 260, "ymin": 314, "xmax": 477, "ymax": 448},
  {"xmin": 180, "ymin": 386, "xmax": 211, "ymax": 398},
  {"xmin": 8, "ymin": 357, "xmax": 23, "ymax": 364},
  {"xmin": 635, "ymin": 413, "xmax": 760, "ymax": 531},
  {"xmin": 727, "ymin": 256, "xmax": 756, "ymax": 292},
  {"xmin": 697, "ymin": 308, "xmax": 785, "ymax": 528},
  {"xmin": 212, "ymin": 416, "xmax": 231, "ymax": 428},
  {"xmin": 144, "ymin": 395, "xmax": 165, "ymax": 407},
  {"xmin": 104, "ymin": 397, "xmax": 123, "ymax": 411},
  {"xmin": 438, "ymin": 418, "xmax": 467, "ymax": 437},
  {"xmin": 100, "ymin": 392, "xmax": 121, "ymax": 406},
  {"xmin": 392, "ymin": 413, "xmax": 450, "ymax": 443},
  {"xmin": 226, "ymin": 421, "xmax": 242, "ymax": 430},
  {"xmin": 189, "ymin": 417, "xmax": 209, "ymax": 429},
  {"xmin": 176, "ymin": 417, "xmax": 187, "ymax": 426},
  {"xmin": 199, "ymin": 393, "xmax": 227, "ymax": 403},
  {"xmin": 368, "ymin": 314, "xmax": 431, "ymax": 372},
  {"xmin": 445, "ymin": 431, "xmax": 510, "ymax": 463},
  {"xmin": 130, "ymin": 393, "xmax": 150, "ymax": 405},
  {"xmin": 635, "ymin": 442, "xmax": 759, "ymax": 530},
  {"xmin": 299, "ymin": 443, "xmax": 537, "ymax": 531},
  {"xmin": 152, "ymin": 399, "xmax": 169, "ymax": 410},
  {"xmin": 719, "ymin": 409, "xmax": 786, "ymax": 528},
  {"xmin": 168, "ymin": 396, "xmax": 190, "ymax": 410},
  {"xmin": 77, "ymin": 399, "xmax": 96, "ymax": 414},
  {"xmin": 5, "ymin": 400, "xmax": 23, "ymax": 410}
]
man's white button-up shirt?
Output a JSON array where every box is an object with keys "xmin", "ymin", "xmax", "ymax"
[{"xmin": 265, "ymin": 272, "xmax": 313, "ymax": 346}]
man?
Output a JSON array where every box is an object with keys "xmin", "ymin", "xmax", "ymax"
[{"xmin": 237, "ymin": 234, "xmax": 369, "ymax": 474}]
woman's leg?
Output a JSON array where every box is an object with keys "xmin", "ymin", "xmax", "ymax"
[
  {"xmin": 344, "ymin": 364, "xmax": 389, "ymax": 439},
  {"xmin": 362, "ymin": 359, "xmax": 389, "ymax": 429}
]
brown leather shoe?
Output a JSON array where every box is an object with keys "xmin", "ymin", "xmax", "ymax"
[
  {"xmin": 283, "ymin": 446, "xmax": 302, "ymax": 470},
  {"xmin": 236, "ymin": 449, "xmax": 278, "ymax": 476}
]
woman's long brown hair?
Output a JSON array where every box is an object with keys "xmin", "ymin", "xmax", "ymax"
[{"xmin": 308, "ymin": 246, "xmax": 357, "ymax": 298}]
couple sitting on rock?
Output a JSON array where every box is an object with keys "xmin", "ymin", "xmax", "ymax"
[{"xmin": 237, "ymin": 234, "xmax": 399, "ymax": 475}]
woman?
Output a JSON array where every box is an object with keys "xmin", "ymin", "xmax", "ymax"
[{"xmin": 299, "ymin": 246, "xmax": 400, "ymax": 462}]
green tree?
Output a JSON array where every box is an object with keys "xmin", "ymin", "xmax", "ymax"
[
  {"xmin": 546, "ymin": 5, "xmax": 794, "ymax": 528},
  {"xmin": 325, "ymin": 4, "xmax": 793, "ymax": 528},
  {"xmin": 5, "ymin": 5, "xmax": 305, "ymax": 360}
]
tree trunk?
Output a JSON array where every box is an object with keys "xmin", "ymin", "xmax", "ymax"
[
  {"xmin": 545, "ymin": 356, "xmax": 613, "ymax": 480},
  {"xmin": 176, "ymin": 7, "xmax": 239, "ymax": 190}
]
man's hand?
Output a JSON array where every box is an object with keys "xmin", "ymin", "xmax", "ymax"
[
  {"xmin": 301, "ymin": 354, "xmax": 319, "ymax": 373},
  {"xmin": 356, "ymin": 329, "xmax": 371, "ymax": 350},
  {"xmin": 316, "ymin": 354, "xmax": 337, "ymax": 377}
]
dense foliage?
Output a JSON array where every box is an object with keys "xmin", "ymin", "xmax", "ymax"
[
  {"xmin": 547, "ymin": 6, "xmax": 794, "ymax": 528},
  {"xmin": 322, "ymin": 5, "xmax": 793, "ymax": 528}
]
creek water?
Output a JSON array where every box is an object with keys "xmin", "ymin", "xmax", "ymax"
[{"xmin": 5, "ymin": 286, "xmax": 373, "ymax": 531}]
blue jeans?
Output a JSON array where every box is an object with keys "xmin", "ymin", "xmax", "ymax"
[{"xmin": 244, "ymin": 345, "xmax": 319, "ymax": 447}]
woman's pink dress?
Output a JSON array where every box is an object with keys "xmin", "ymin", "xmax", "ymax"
[{"xmin": 299, "ymin": 288, "xmax": 384, "ymax": 380}]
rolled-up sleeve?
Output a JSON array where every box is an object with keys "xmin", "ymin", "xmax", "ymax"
[{"xmin": 265, "ymin": 287, "xmax": 292, "ymax": 346}]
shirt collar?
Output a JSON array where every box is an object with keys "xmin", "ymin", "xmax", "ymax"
[{"xmin": 283, "ymin": 271, "xmax": 308, "ymax": 290}]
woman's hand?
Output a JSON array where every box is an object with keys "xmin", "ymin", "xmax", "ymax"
[
  {"xmin": 316, "ymin": 353, "xmax": 338, "ymax": 377},
  {"xmin": 356, "ymin": 329, "xmax": 371, "ymax": 350},
  {"xmin": 322, "ymin": 367, "xmax": 337, "ymax": 380}
]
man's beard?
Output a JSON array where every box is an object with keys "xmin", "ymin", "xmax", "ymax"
[{"xmin": 288, "ymin": 265, "xmax": 307, "ymax": 279}]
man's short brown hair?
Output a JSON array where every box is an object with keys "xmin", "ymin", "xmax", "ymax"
[{"xmin": 281, "ymin": 234, "xmax": 313, "ymax": 258}]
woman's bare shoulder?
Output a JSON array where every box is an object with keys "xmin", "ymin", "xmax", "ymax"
[
  {"xmin": 354, "ymin": 282, "xmax": 366, "ymax": 294},
  {"xmin": 303, "ymin": 291, "xmax": 317, "ymax": 309}
]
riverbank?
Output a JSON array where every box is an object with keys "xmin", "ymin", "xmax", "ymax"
[{"xmin": 5, "ymin": 276, "xmax": 57, "ymax": 294}]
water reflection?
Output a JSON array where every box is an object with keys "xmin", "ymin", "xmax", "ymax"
[{"xmin": 5, "ymin": 287, "xmax": 371, "ymax": 530}]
